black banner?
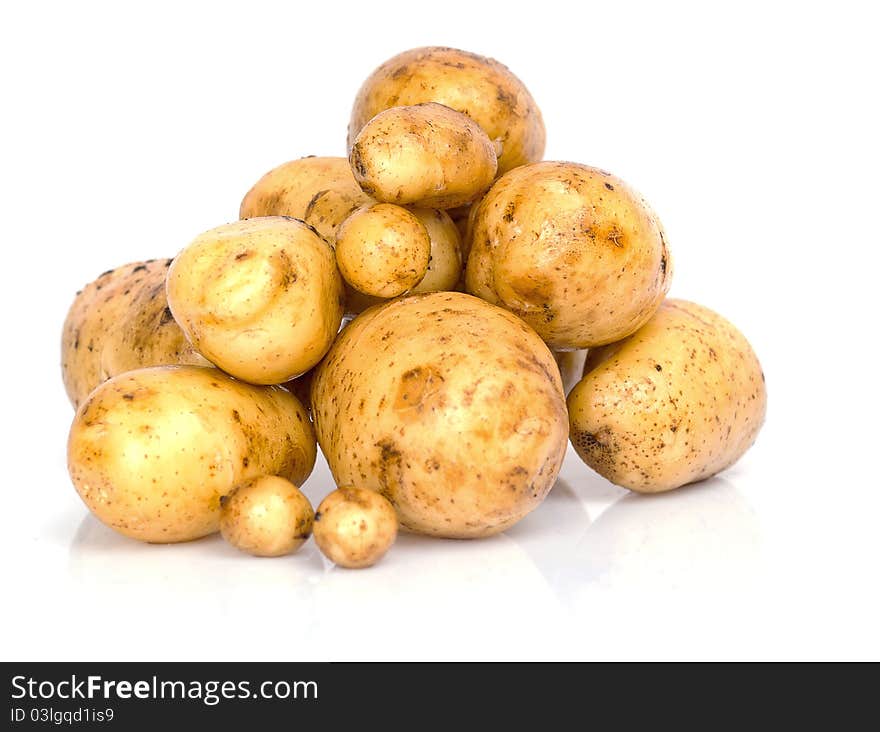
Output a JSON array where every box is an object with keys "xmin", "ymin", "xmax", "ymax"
[{"xmin": 4, "ymin": 662, "xmax": 585, "ymax": 727}]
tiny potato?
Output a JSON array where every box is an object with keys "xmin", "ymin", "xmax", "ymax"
[
  {"xmin": 68, "ymin": 365, "xmax": 316, "ymax": 543},
  {"xmin": 568, "ymin": 299, "xmax": 767, "ymax": 493},
  {"xmin": 466, "ymin": 161, "xmax": 672, "ymax": 350},
  {"xmin": 335, "ymin": 203, "xmax": 431, "ymax": 298},
  {"xmin": 313, "ymin": 487, "xmax": 398, "ymax": 568},
  {"xmin": 350, "ymin": 103, "xmax": 497, "ymax": 209},
  {"xmin": 240, "ymin": 156, "xmax": 373, "ymax": 243},
  {"xmin": 167, "ymin": 217, "xmax": 344, "ymax": 384},
  {"xmin": 348, "ymin": 46, "xmax": 545, "ymax": 175},
  {"xmin": 220, "ymin": 476, "xmax": 314, "ymax": 557}
]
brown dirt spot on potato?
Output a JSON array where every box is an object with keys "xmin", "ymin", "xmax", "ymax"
[{"xmin": 393, "ymin": 366, "xmax": 446, "ymax": 418}]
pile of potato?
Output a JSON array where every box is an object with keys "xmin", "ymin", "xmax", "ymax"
[{"xmin": 62, "ymin": 47, "xmax": 766, "ymax": 568}]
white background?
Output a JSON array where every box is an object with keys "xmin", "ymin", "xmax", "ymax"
[{"xmin": 1, "ymin": 1, "xmax": 878, "ymax": 660}]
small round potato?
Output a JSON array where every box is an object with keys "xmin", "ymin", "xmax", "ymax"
[
  {"xmin": 335, "ymin": 203, "xmax": 432, "ymax": 298},
  {"xmin": 220, "ymin": 476, "xmax": 314, "ymax": 557},
  {"xmin": 568, "ymin": 299, "xmax": 767, "ymax": 493},
  {"xmin": 167, "ymin": 217, "xmax": 344, "ymax": 384},
  {"xmin": 466, "ymin": 161, "xmax": 672, "ymax": 349},
  {"xmin": 350, "ymin": 103, "xmax": 498, "ymax": 209},
  {"xmin": 240, "ymin": 156, "xmax": 373, "ymax": 243},
  {"xmin": 348, "ymin": 46, "xmax": 545, "ymax": 175},
  {"xmin": 313, "ymin": 487, "xmax": 398, "ymax": 569}
]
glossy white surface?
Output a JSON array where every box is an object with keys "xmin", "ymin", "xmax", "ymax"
[{"xmin": 1, "ymin": 1, "xmax": 878, "ymax": 660}]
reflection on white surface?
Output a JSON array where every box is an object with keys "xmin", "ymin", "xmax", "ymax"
[
  {"xmin": 560, "ymin": 477, "xmax": 761, "ymax": 597},
  {"xmin": 60, "ymin": 453, "xmax": 762, "ymax": 659}
]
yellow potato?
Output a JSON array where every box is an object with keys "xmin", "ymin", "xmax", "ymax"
[
  {"xmin": 167, "ymin": 217, "xmax": 344, "ymax": 384},
  {"xmin": 348, "ymin": 46, "xmax": 545, "ymax": 175},
  {"xmin": 466, "ymin": 161, "xmax": 672, "ymax": 349},
  {"xmin": 568, "ymin": 299, "xmax": 766, "ymax": 493},
  {"xmin": 68, "ymin": 365, "xmax": 316, "ymax": 543},
  {"xmin": 220, "ymin": 476, "xmax": 314, "ymax": 557},
  {"xmin": 335, "ymin": 203, "xmax": 431, "ymax": 298},
  {"xmin": 342, "ymin": 207, "xmax": 463, "ymax": 316},
  {"xmin": 407, "ymin": 207, "xmax": 462, "ymax": 294},
  {"xmin": 311, "ymin": 291, "xmax": 568, "ymax": 538},
  {"xmin": 239, "ymin": 156, "xmax": 373, "ymax": 243},
  {"xmin": 61, "ymin": 259, "xmax": 209, "ymax": 409},
  {"xmin": 313, "ymin": 487, "xmax": 398, "ymax": 568},
  {"xmin": 350, "ymin": 103, "xmax": 497, "ymax": 209}
]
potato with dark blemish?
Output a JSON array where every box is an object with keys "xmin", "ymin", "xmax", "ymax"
[
  {"xmin": 167, "ymin": 217, "xmax": 344, "ymax": 384},
  {"xmin": 240, "ymin": 156, "xmax": 373, "ymax": 243},
  {"xmin": 311, "ymin": 291, "xmax": 568, "ymax": 538},
  {"xmin": 220, "ymin": 475, "xmax": 314, "ymax": 557},
  {"xmin": 335, "ymin": 203, "xmax": 431, "ymax": 298},
  {"xmin": 68, "ymin": 365, "xmax": 316, "ymax": 543},
  {"xmin": 62, "ymin": 259, "xmax": 209, "ymax": 409},
  {"xmin": 313, "ymin": 487, "xmax": 398, "ymax": 568},
  {"xmin": 348, "ymin": 46, "xmax": 545, "ymax": 175},
  {"xmin": 466, "ymin": 161, "xmax": 672, "ymax": 349},
  {"xmin": 350, "ymin": 103, "xmax": 498, "ymax": 209},
  {"xmin": 568, "ymin": 299, "xmax": 766, "ymax": 493}
]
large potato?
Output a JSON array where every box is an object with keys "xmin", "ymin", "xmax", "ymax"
[
  {"xmin": 568, "ymin": 299, "xmax": 766, "ymax": 493},
  {"xmin": 68, "ymin": 365, "xmax": 316, "ymax": 543},
  {"xmin": 239, "ymin": 156, "xmax": 373, "ymax": 243},
  {"xmin": 348, "ymin": 47, "xmax": 545, "ymax": 175},
  {"xmin": 61, "ymin": 259, "xmax": 208, "ymax": 409},
  {"xmin": 311, "ymin": 291, "xmax": 568, "ymax": 538},
  {"xmin": 167, "ymin": 217, "xmax": 344, "ymax": 384},
  {"xmin": 466, "ymin": 161, "xmax": 672, "ymax": 349},
  {"xmin": 350, "ymin": 103, "xmax": 497, "ymax": 209}
]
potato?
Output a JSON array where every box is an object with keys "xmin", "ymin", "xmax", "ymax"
[
  {"xmin": 167, "ymin": 217, "xmax": 344, "ymax": 384},
  {"xmin": 240, "ymin": 156, "xmax": 373, "ymax": 243},
  {"xmin": 335, "ymin": 203, "xmax": 431, "ymax": 298},
  {"xmin": 348, "ymin": 47, "xmax": 545, "ymax": 175},
  {"xmin": 220, "ymin": 475, "xmax": 314, "ymax": 557},
  {"xmin": 350, "ymin": 103, "xmax": 497, "ymax": 209},
  {"xmin": 62, "ymin": 259, "xmax": 209, "ymax": 409},
  {"xmin": 407, "ymin": 207, "xmax": 462, "ymax": 294},
  {"xmin": 342, "ymin": 207, "xmax": 463, "ymax": 316},
  {"xmin": 568, "ymin": 299, "xmax": 766, "ymax": 493},
  {"xmin": 311, "ymin": 291, "xmax": 568, "ymax": 538},
  {"xmin": 68, "ymin": 365, "xmax": 316, "ymax": 543},
  {"xmin": 465, "ymin": 161, "xmax": 672, "ymax": 350},
  {"xmin": 313, "ymin": 487, "xmax": 398, "ymax": 568}
]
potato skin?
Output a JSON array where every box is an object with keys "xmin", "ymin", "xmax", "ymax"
[
  {"xmin": 466, "ymin": 161, "xmax": 672, "ymax": 349},
  {"xmin": 311, "ymin": 291, "xmax": 568, "ymax": 538},
  {"xmin": 167, "ymin": 217, "xmax": 344, "ymax": 384},
  {"xmin": 239, "ymin": 156, "xmax": 373, "ymax": 243},
  {"xmin": 342, "ymin": 207, "xmax": 463, "ymax": 316},
  {"xmin": 61, "ymin": 259, "xmax": 209, "ymax": 409},
  {"xmin": 568, "ymin": 300, "xmax": 766, "ymax": 493},
  {"xmin": 68, "ymin": 366, "xmax": 316, "ymax": 543},
  {"xmin": 348, "ymin": 47, "xmax": 545, "ymax": 175},
  {"xmin": 407, "ymin": 207, "xmax": 462, "ymax": 294},
  {"xmin": 313, "ymin": 487, "xmax": 398, "ymax": 568},
  {"xmin": 220, "ymin": 476, "xmax": 314, "ymax": 557},
  {"xmin": 350, "ymin": 103, "xmax": 497, "ymax": 209},
  {"xmin": 335, "ymin": 203, "xmax": 431, "ymax": 298}
]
